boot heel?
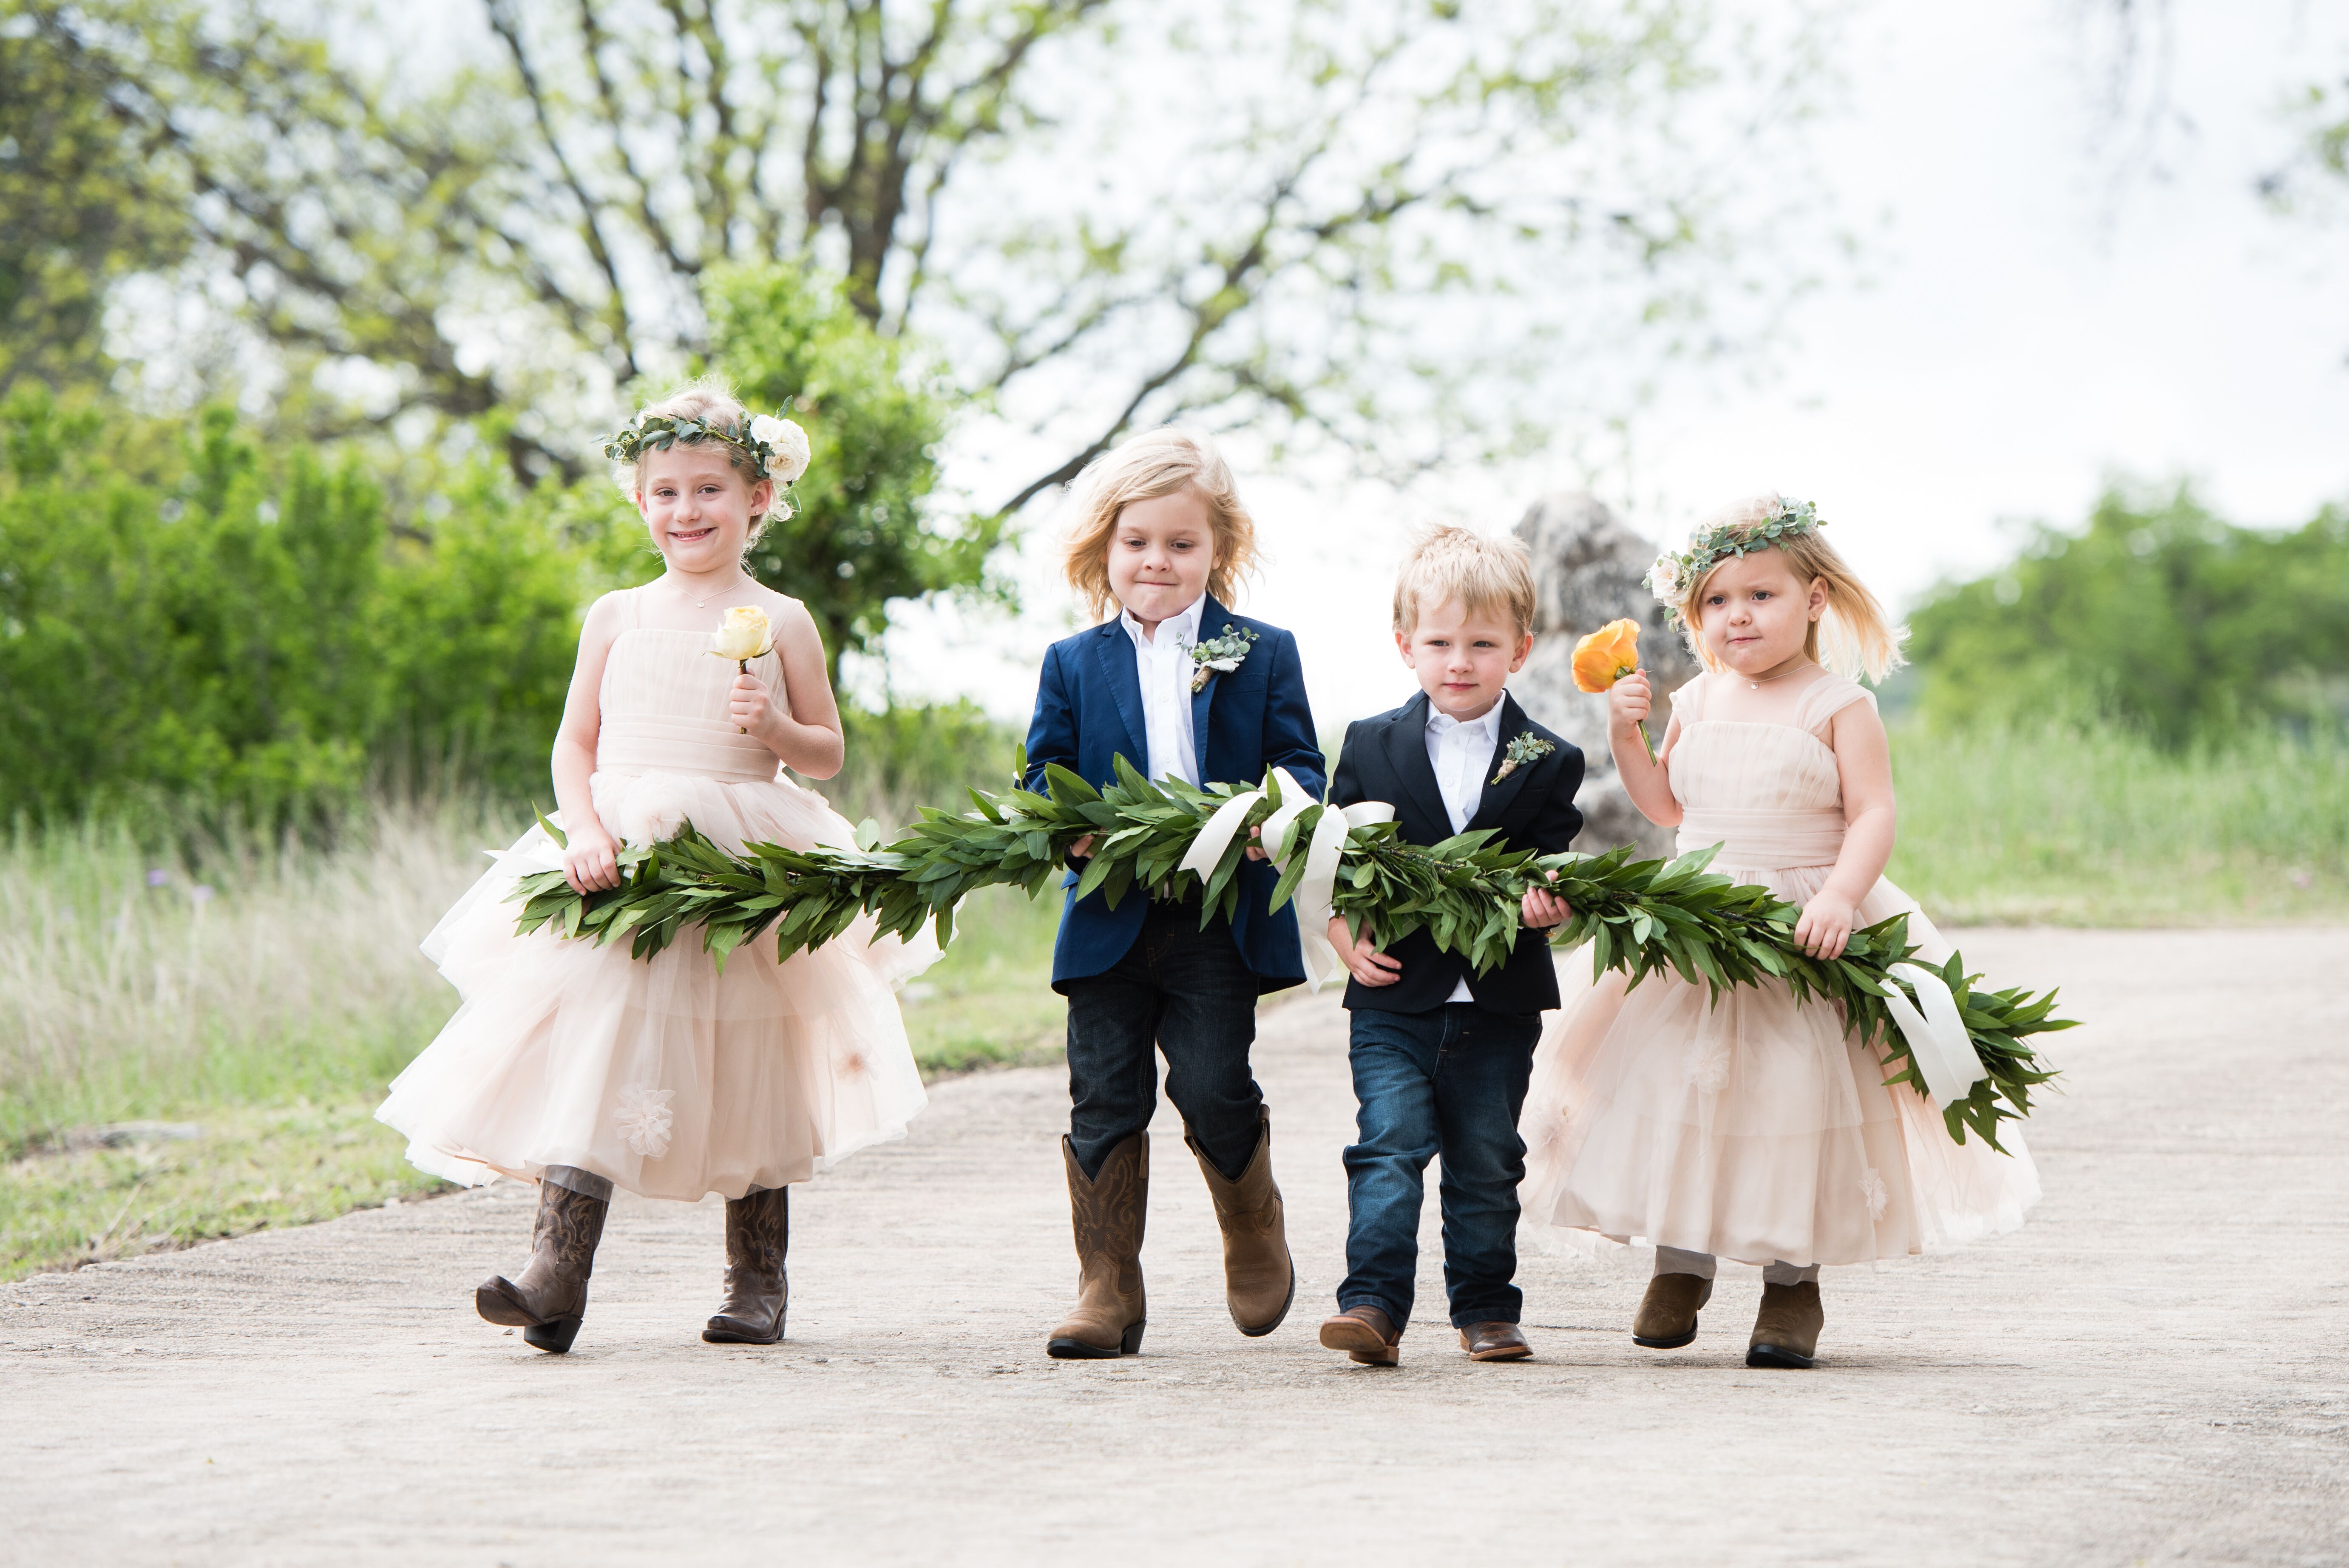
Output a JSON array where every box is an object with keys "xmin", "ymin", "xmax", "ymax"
[
  {"xmin": 524, "ymin": 1315, "xmax": 584, "ymax": 1354},
  {"xmin": 1119, "ymin": 1319, "xmax": 1146, "ymax": 1355}
]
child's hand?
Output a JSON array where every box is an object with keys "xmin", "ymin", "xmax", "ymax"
[
  {"xmin": 562, "ymin": 822, "xmax": 622, "ymax": 895},
  {"xmin": 1245, "ymin": 824, "xmax": 1268, "ymax": 862},
  {"xmin": 1067, "ymin": 834, "xmax": 1095, "ymax": 863},
  {"xmin": 729, "ymin": 669, "xmax": 778, "ymax": 737},
  {"xmin": 1329, "ymin": 914, "xmax": 1401, "ymax": 987},
  {"xmin": 1521, "ymin": 885, "xmax": 1573, "ymax": 929},
  {"xmin": 1608, "ymin": 671, "xmax": 1652, "ymax": 740},
  {"xmin": 1794, "ymin": 890, "xmax": 1857, "ymax": 961}
]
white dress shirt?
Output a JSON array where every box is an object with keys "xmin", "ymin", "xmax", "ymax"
[
  {"xmin": 1120, "ymin": 594, "xmax": 1205, "ymax": 786},
  {"xmin": 1424, "ymin": 698, "xmax": 1506, "ymax": 1001}
]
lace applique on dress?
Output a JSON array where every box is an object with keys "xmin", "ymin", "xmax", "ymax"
[
  {"xmin": 613, "ymin": 1084, "xmax": 676, "ymax": 1158},
  {"xmin": 1859, "ymin": 1167, "xmax": 1889, "ymax": 1220}
]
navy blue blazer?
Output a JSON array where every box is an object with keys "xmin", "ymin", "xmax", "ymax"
[
  {"xmin": 1330, "ymin": 690, "xmax": 1584, "ymax": 1016},
  {"xmin": 1024, "ymin": 595, "xmax": 1326, "ymax": 992}
]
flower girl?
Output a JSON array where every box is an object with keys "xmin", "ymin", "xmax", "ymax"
[
  {"xmin": 378, "ymin": 383, "xmax": 935, "ymax": 1353},
  {"xmin": 1517, "ymin": 495, "xmax": 2040, "ymax": 1368}
]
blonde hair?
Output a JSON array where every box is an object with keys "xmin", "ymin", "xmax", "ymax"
[
  {"xmin": 1673, "ymin": 493, "xmax": 1906, "ymax": 682},
  {"xmin": 613, "ymin": 377, "xmax": 787, "ymax": 544},
  {"xmin": 1392, "ymin": 524, "xmax": 1538, "ymax": 638},
  {"xmin": 1061, "ymin": 427, "xmax": 1259, "ymax": 620}
]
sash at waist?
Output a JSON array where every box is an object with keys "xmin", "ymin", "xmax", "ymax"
[
  {"xmin": 597, "ymin": 717, "xmax": 779, "ymax": 785},
  {"xmin": 1677, "ymin": 807, "xmax": 1847, "ymax": 870}
]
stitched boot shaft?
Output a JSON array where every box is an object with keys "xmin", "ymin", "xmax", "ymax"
[
  {"xmin": 1747, "ymin": 1280, "xmax": 1825, "ymax": 1368},
  {"xmin": 1047, "ymin": 1133, "xmax": 1149, "ymax": 1358},
  {"xmin": 1186, "ymin": 1110, "xmax": 1296, "ymax": 1337},
  {"xmin": 704, "ymin": 1185, "xmax": 789, "ymax": 1345},
  {"xmin": 1632, "ymin": 1272, "xmax": 1714, "ymax": 1349},
  {"xmin": 476, "ymin": 1180, "xmax": 608, "ymax": 1351}
]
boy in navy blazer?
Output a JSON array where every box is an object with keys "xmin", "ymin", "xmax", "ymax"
[
  {"xmin": 1315, "ymin": 526, "xmax": 1584, "ymax": 1367},
  {"xmin": 1023, "ymin": 428, "xmax": 1326, "ymax": 1361}
]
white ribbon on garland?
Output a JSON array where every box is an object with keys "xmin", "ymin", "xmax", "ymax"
[
  {"xmin": 1169, "ymin": 769, "xmax": 1397, "ymax": 992},
  {"xmin": 1878, "ymin": 961, "xmax": 1985, "ymax": 1105}
]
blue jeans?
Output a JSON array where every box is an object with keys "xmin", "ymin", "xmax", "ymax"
[{"xmin": 1340, "ymin": 1004, "xmax": 1541, "ymax": 1329}]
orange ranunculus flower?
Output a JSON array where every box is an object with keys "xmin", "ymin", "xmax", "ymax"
[
  {"xmin": 1569, "ymin": 618, "xmax": 1654, "ymax": 758},
  {"xmin": 1571, "ymin": 618, "xmax": 1642, "ymax": 692}
]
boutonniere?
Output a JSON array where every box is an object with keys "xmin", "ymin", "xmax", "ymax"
[
  {"xmin": 1188, "ymin": 623, "xmax": 1260, "ymax": 693},
  {"xmin": 1490, "ymin": 731, "xmax": 1554, "ymax": 785}
]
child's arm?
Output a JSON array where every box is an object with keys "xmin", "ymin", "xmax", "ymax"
[
  {"xmin": 1796, "ymin": 698, "xmax": 1897, "ymax": 961},
  {"xmin": 732, "ymin": 598, "xmax": 845, "ymax": 779},
  {"xmin": 1607, "ymin": 671, "xmax": 1683, "ymax": 827},
  {"xmin": 551, "ymin": 593, "xmax": 626, "ymax": 894},
  {"xmin": 1259, "ymin": 631, "xmax": 1327, "ymax": 801},
  {"xmin": 1322, "ymin": 726, "xmax": 1401, "ymax": 987},
  {"xmin": 1517, "ymin": 739, "xmax": 1587, "ymax": 930},
  {"xmin": 1022, "ymin": 645, "xmax": 1095, "ymax": 860}
]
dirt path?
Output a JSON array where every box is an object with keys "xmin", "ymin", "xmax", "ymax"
[{"xmin": 5, "ymin": 929, "xmax": 2346, "ymax": 1567}]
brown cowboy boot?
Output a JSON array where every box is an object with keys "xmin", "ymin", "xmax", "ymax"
[
  {"xmin": 476, "ymin": 1179, "xmax": 609, "ymax": 1354},
  {"xmin": 1632, "ymin": 1272, "xmax": 1714, "ymax": 1350},
  {"xmin": 1747, "ymin": 1280, "xmax": 1825, "ymax": 1368},
  {"xmin": 1186, "ymin": 1110, "xmax": 1296, "ymax": 1337},
  {"xmin": 1318, "ymin": 1304, "xmax": 1402, "ymax": 1366},
  {"xmin": 703, "ymin": 1185, "xmax": 789, "ymax": 1345},
  {"xmin": 1046, "ymin": 1132, "xmax": 1148, "ymax": 1359}
]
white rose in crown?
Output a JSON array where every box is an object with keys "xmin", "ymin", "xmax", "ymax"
[{"xmin": 749, "ymin": 414, "xmax": 811, "ymax": 484}]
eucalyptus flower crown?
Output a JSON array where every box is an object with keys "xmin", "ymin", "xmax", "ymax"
[
  {"xmin": 605, "ymin": 407, "xmax": 814, "ymax": 516},
  {"xmin": 1645, "ymin": 496, "xmax": 1823, "ymax": 618}
]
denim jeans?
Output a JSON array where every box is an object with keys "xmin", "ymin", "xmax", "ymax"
[
  {"xmin": 1339, "ymin": 1004, "xmax": 1541, "ymax": 1329},
  {"xmin": 1061, "ymin": 902, "xmax": 1267, "ymax": 1182}
]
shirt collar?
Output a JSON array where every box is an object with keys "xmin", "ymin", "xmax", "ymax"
[
  {"xmin": 1425, "ymin": 696, "xmax": 1506, "ymax": 745},
  {"xmin": 1120, "ymin": 594, "xmax": 1206, "ymax": 653}
]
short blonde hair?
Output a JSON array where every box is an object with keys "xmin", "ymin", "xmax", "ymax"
[
  {"xmin": 1672, "ymin": 493, "xmax": 1907, "ymax": 682},
  {"xmin": 1392, "ymin": 525, "xmax": 1538, "ymax": 639},
  {"xmin": 1061, "ymin": 427, "xmax": 1258, "ymax": 620},
  {"xmin": 613, "ymin": 377, "xmax": 786, "ymax": 544}
]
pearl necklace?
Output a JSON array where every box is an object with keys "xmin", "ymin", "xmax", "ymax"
[
  {"xmin": 1742, "ymin": 663, "xmax": 1810, "ymax": 691},
  {"xmin": 670, "ymin": 572, "xmax": 749, "ymax": 609}
]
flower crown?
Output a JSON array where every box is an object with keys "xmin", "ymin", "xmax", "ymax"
[
  {"xmin": 1645, "ymin": 496, "xmax": 1823, "ymax": 615},
  {"xmin": 604, "ymin": 409, "xmax": 814, "ymax": 491}
]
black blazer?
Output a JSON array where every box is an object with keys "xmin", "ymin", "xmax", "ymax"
[{"xmin": 1329, "ymin": 691, "xmax": 1584, "ymax": 1016}]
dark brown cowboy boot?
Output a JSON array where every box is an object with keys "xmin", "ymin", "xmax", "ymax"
[
  {"xmin": 703, "ymin": 1184, "xmax": 789, "ymax": 1345},
  {"xmin": 1318, "ymin": 1304, "xmax": 1402, "ymax": 1366},
  {"xmin": 1046, "ymin": 1132, "xmax": 1148, "ymax": 1359},
  {"xmin": 1632, "ymin": 1271, "xmax": 1714, "ymax": 1349},
  {"xmin": 1459, "ymin": 1321, "xmax": 1532, "ymax": 1361},
  {"xmin": 477, "ymin": 1180, "xmax": 609, "ymax": 1353},
  {"xmin": 1747, "ymin": 1280, "xmax": 1825, "ymax": 1368},
  {"xmin": 1186, "ymin": 1110, "xmax": 1295, "ymax": 1337}
]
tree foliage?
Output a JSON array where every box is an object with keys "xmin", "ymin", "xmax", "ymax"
[
  {"xmin": 1906, "ymin": 487, "xmax": 2349, "ymax": 747},
  {"xmin": 35, "ymin": 0, "xmax": 1832, "ymax": 504}
]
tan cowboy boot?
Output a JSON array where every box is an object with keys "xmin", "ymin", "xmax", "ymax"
[
  {"xmin": 703, "ymin": 1185, "xmax": 789, "ymax": 1345},
  {"xmin": 1046, "ymin": 1133, "xmax": 1148, "ymax": 1359},
  {"xmin": 1632, "ymin": 1272, "xmax": 1714, "ymax": 1349},
  {"xmin": 476, "ymin": 1180, "xmax": 609, "ymax": 1354},
  {"xmin": 1747, "ymin": 1280, "xmax": 1825, "ymax": 1368},
  {"xmin": 1186, "ymin": 1110, "xmax": 1296, "ymax": 1337},
  {"xmin": 1318, "ymin": 1305, "xmax": 1402, "ymax": 1366}
]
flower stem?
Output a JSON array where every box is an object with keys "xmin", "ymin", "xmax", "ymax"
[{"xmin": 738, "ymin": 658, "xmax": 750, "ymax": 733}]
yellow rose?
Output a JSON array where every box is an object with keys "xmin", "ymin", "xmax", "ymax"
[
  {"xmin": 1570, "ymin": 618, "xmax": 1641, "ymax": 693},
  {"xmin": 709, "ymin": 606, "xmax": 774, "ymax": 662}
]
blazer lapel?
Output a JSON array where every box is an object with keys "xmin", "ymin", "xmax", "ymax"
[
  {"xmin": 1383, "ymin": 692, "xmax": 1455, "ymax": 836},
  {"xmin": 1187, "ymin": 593, "xmax": 1226, "ymax": 783},
  {"xmin": 1087, "ymin": 620, "xmax": 1149, "ymax": 776},
  {"xmin": 1469, "ymin": 693, "xmax": 1538, "ymax": 829}
]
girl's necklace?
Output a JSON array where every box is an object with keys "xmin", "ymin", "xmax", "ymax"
[
  {"xmin": 671, "ymin": 571, "xmax": 749, "ymax": 609},
  {"xmin": 1742, "ymin": 663, "xmax": 1809, "ymax": 691}
]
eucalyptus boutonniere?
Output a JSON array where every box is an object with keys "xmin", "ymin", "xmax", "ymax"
[
  {"xmin": 1490, "ymin": 731, "xmax": 1554, "ymax": 785},
  {"xmin": 1188, "ymin": 623, "xmax": 1259, "ymax": 694}
]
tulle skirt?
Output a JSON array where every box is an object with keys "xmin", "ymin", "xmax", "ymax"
[
  {"xmin": 377, "ymin": 769, "xmax": 939, "ymax": 1202},
  {"xmin": 1518, "ymin": 865, "xmax": 2040, "ymax": 1267}
]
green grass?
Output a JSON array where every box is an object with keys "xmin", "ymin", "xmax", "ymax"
[{"xmin": 1889, "ymin": 721, "xmax": 2349, "ymax": 924}]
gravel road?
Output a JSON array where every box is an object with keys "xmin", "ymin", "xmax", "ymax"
[{"xmin": 5, "ymin": 928, "xmax": 2345, "ymax": 1567}]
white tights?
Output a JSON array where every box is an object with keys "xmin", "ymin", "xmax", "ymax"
[{"xmin": 1655, "ymin": 1245, "xmax": 1819, "ymax": 1287}]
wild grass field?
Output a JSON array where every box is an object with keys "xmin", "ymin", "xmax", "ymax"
[{"xmin": 5, "ymin": 720, "xmax": 2343, "ymax": 1280}]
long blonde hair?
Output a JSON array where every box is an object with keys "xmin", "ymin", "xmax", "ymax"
[
  {"xmin": 1674, "ymin": 493, "xmax": 1907, "ymax": 682},
  {"xmin": 1060, "ymin": 427, "xmax": 1259, "ymax": 620}
]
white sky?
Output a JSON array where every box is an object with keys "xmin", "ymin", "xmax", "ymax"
[{"xmin": 865, "ymin": 0, "xmax": 2349, "ymax": 730}]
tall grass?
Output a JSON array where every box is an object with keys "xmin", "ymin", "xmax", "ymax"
[{"xmin": 1889, "ymin": 722, "xmax": 2349, "ymax": 924}]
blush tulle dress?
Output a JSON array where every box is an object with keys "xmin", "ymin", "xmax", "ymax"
[
  {"xmin": 377, "ymin": 588, "xmax": 938, "ymax": 1202},
  {"xmin": 1517, "ymin": 671, "xmax": 2040, "ymax": 1267}
]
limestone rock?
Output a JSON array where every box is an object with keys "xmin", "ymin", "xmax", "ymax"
[{"xmin": 1510, "ymin": 491, "xmax": 1699, "ymax": 860}]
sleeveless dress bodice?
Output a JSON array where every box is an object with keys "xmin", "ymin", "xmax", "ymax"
[
  {"xmin": 595, "ymin": 629, "xmax": 783, "ymax": 785},
  {"xmin": 1667, "ymin": 672, "xmax": 1861, "ymax": 871}
]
